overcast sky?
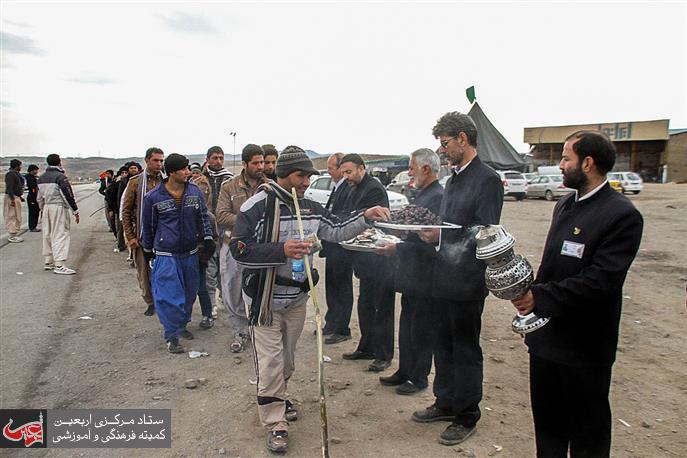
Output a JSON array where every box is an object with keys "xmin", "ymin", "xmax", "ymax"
[{"xmin": 1, "ymin": 1, "xmax": 685, "ymax": 159}]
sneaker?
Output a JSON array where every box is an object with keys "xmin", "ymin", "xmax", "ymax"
[
  {"xmin": 167, "ymin": 337, "xmax": 185, "ymax": 354},
  {"xmin": 7, "ymin": 236, "xmax": 24, "ymax": 243},
  {"xmin": 212, "ymin": 305, "xmax": 219, "ymax": 319},
  {"xmin": 412, "ymin": 404, "xmax": 455, "ymax": 423},
  {"xmin": 44, "ymin": 263, "xmax": 55, "ymax": 271},
  {"xmin": 285, "ymin": 400, "xmax": 298, "ymax": 422},
  {"xmin": 266, "ymin": 430, "xmax": 288, "ymax": 454},
  {"xmin": 199, "ymin": 317, "xmax": 214, "ymax": 329},
  {"xmin": 143, "ymin": 304, "xmax": 155, "ymax": 316},
  {"xmin": 230, "ymin": 336, "xmax": 246, "ymax": 353},
  {"xmin": 438, "ymin": 423, "xmax": 476, "ymax": 446},
  {"xmin": 53, "ymin": 266, "xmax": 76, "ymax": 275},
  {"xmin": 180, "ymin": 329, "xmax": 194, "ymax": 340},
  {"xmin": 113, "ymin": 247, "xmax": 120, "ymax": 253}
]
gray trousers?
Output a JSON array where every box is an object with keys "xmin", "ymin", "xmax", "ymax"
[
  {"xmin": 205, "ymin": 246, "xmax": 220, "ymax": 308},
  {"xmin": 219, "ymin": 242, "xmax": 249, "ymax": 335}
]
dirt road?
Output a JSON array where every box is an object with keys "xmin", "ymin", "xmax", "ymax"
[{"xmin": 1, "ymin": 183, "xmax": 685, "ymax": 457}]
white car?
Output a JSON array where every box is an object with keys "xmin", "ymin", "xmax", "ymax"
[
  {"xmin": 526, "ymin": 174, "xmax": 574, "ymax": 201},
  {"xmin": 305, "ymin": 174, "xmax": 408, "ymax": 212},
  {"xmin": 607, "ymin": 172, "xmax": 643, "ymax": 194},
  {"xmin": 496, "ymin": 170, "xmax": 528, "ymax": 201}
]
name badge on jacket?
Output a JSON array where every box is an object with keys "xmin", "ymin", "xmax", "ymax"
[{"xmin": 561, "ymin": 240, "xmax": 584, "ymax": 259}]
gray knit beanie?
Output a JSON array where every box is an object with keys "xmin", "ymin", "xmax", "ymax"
[{"xmin": 275, "ymin": 146, "xmax": 320, "ymax": 178}]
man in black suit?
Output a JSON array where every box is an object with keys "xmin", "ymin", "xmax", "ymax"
[
  {"xmin": 413, "ymin": 112, "xmax": 504, "ymax": 446},
  {"xmin": 339, "ymin": 154, "xmax": 395, "ymax": 372},
  {"xmin": 511, "ymin": 131, "xmax": 643, "ymax": 457},
  {"xmin": 320, "ymin": 153, "xmax": 354, "ymax": 344}
]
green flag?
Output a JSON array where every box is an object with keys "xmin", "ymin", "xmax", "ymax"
[{"xmin": 466, "ymin": 86, "xmax": 476, "ymax": 103}]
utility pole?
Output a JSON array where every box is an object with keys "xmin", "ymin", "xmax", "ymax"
[{"xmin": 229, "ymin": 131, "xmax": 237, "ymax": 173}]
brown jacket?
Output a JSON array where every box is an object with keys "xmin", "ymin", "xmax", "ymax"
[
  {"xmin": 193, "ymin": 175, "xmax": 211, "ymax": 204},
  {"xmin": 215, "ymin": 170, "xmax": 268, "ymax": 244},
  {"xmin": 121, "ymin": 171, "xmax": 163, "ymax": 241}
]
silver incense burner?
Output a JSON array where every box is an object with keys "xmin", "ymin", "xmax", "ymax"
[{"xmin": 475, "ymin": 225, "xmax": 549, "ymax": 334}]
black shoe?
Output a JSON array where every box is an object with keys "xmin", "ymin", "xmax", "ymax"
[
  {"xmin": 285, "ymin": 400, "xmax": 298, "ymax": 422},
  {"xmin": 342, "ymin": 350, "xmax": 376, "ymax": 360},
  {"xmin": 324, "ymin": 334, "xmax": 351, "ymax": 345},
  {"xmin": 379, "ymin": 372, "xmax": 406, "ymax": 386},
  {"xmin": 396, "ymin": 380, "xmax": 425, "ymax": 395},
  {"xmin": 367, "ymin": 359, "xmax": 391, "ymax": 372},
  {"xmin": 199, "ymin": 317, "xmax": 214, "ymax": 329},
  {"xmin": 180, "ymin": 329, "xmax": 194, "ymax": 340},
  {"xmin": 266, "ymin": 430, "xmax": 288, "ymax": 454},
  {"xmin": 167, "ymin": 337, "xmax": 185, "ymax": 354},
  {"xmin": 144, "ymin": 305, "xmax": 155, "ymax": 316},
  {"xmin": 412, "ymin": 404, "xmax": 455, "ymax": 423},
  {"xmin": 30, "ymin": 228, "xmax": 41, "ymax": 232},
  {"xmin": 438, "ymin": 423, "xmax": 476, "ymax": 445}
]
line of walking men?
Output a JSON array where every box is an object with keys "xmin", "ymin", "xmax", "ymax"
[{"xmin": 4, "ymin": 155, "xmax": 80, "ymax": 275}]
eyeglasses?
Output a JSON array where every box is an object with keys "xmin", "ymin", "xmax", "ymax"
[{"xmin": 440, "ymin": 137, "xmax": 456, "ymax": 148}]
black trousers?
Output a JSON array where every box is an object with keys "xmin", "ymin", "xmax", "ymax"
[
  {"xmin": 395, "ymin": 294, "xmax": 434, "ymax": 388},
  {"xmin": 354, "ymin": 271, "xmax": 395, "ymax": 362},
  {"xmin": 323, "ymin": 246, "xmax": 353, "ymax": 335},
  {"xmin": 433, "ymin": 298, "xmax": 484, "ymax": 426},
  {"xmin": 530, "ymin": 354, "xmax": 612, "ymax": 458},
  {"xmin": 27, "ymin": 200, "xmax": 40, "ymax": 230}
]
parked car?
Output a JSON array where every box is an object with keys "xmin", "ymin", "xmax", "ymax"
[
  {"xmin": 607, "ymin": 172, "xmax": 643, "ymax": 194},
  {"xmin": 304, "ymin": 174, "xmax": 408, "ymax": 212},
  {"xmin": 526, "ymin": 174, "xmax": 574, "ymax": 201},
  {"xmin": 523, "ymin": 172, "xmax": 538, "ymax": 183},
  {"xmin": 386, "ymin": 170, "xmax": 417, "ymax": 200},
  {"xmin": 496, "ymin": 170, "xmax": 528, "ymax": 200}
]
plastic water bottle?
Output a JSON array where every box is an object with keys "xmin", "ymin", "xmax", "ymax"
[{"xmin": 292, "ymin": 258, "xmax": 306, "ymax": 283}]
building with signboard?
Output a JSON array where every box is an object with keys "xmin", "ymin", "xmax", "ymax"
[{"xmin": 523, "ymin": 119, "xmax": 673, "ymax": 182}]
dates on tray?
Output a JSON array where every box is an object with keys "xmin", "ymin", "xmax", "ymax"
[{"xmin": 390, "ymin": 205, "xmax": 442, "ymax": 225}]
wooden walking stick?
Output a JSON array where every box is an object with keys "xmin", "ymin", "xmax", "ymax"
[{"xmin": 291, "ymin": 187, "xmax": 330, "ymax": 458}]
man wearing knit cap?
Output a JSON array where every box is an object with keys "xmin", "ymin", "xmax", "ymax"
[
  {"xmin": 141, "ymin": 153, "xmax": 215, "ymax": 353},
  {"xmin": 229, "ymin": 145, "xmax": 390, "ymax": 453}
]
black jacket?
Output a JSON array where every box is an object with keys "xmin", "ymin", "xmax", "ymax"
[
  {"xmin": 342, "ymin": 173, "xmax": 390, "ymax": 279},
  {"xmin": 320, "ymin": 179, "xmax": 352, "ymax": 258},
  {"xmin": 526, "ymin": 183, "xmax": 643, "ymax": 367},
  {"xmin": 4, "ymin": 170, "xmax": 24, "ymax": 197},
  {"xmin": 24, "ymin": 173, "xmax": 38, "ymax": 202},
  {"xmin": 342, "ymin": 173, "xmax": 389, "ymax": 214},
  {"xmin": 394, "ymin": 180, "xmax": 444, "ymax": 296},
  {"xmin": 430, "ymin": 156, "xmax": 504, "ymax": 301}
]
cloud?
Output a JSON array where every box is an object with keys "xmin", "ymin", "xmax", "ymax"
[
  {"xmin": 159, "ymin": 12, "xmax": 219, "ymax": 35},
  {"xmin": 0, "ymin": 100, "xmax": 13, "ymax": 109},
  {"xmin": 3, "ymin": 19, "xmax": 32, "ymax": 28},
  {"xmin": 64, "ymin": 76, "xmax": 117, "ymax": 85},
  {"xmin": 0, "ymin": 31, "xmax": 45, "ymax": 55}
]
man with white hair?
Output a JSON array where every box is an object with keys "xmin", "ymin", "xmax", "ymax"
[{"xmin": 377, "ymin": 148, "xmax": 443, "ymax": 394}]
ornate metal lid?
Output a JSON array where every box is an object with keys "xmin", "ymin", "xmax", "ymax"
[{"xmin": 475, "ymin": 225, "xmax": 516, "ymax": 259}]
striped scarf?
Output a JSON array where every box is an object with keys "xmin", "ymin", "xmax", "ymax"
[{"xmin": 250, "ymin": 182, "xmax": 295, "ymax": 326}]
